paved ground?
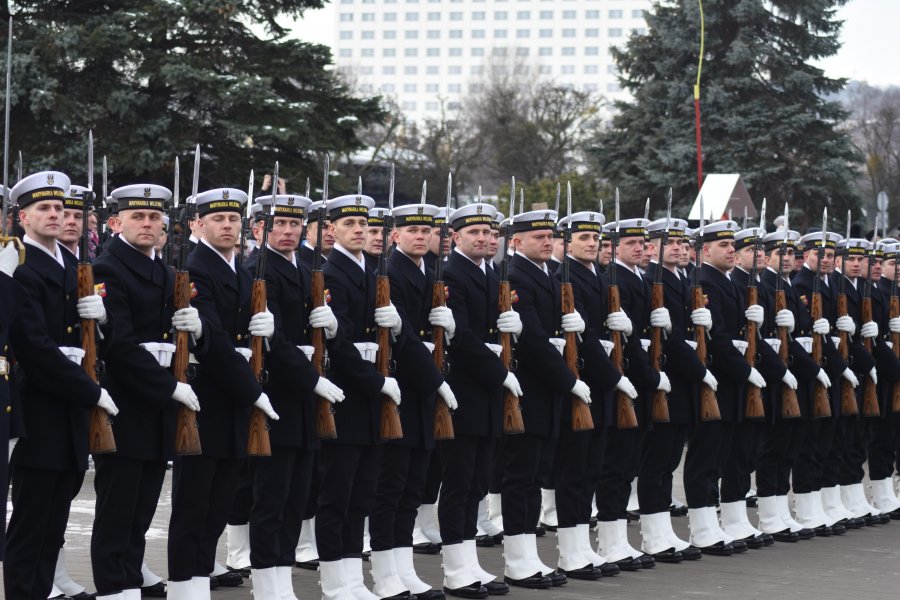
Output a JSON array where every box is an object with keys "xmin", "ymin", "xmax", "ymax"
[{"xmin": 5, "ymin": 461, "xmax": 900, "ymax": 600}]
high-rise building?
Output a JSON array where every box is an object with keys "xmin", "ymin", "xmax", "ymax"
[{"xmin": 330, "ymin": 0, "xmax": 651, "ymax": 121}]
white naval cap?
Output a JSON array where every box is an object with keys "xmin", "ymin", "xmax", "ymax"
[
  {"xmin": 65, "ymin": 185, "xmax": 91, "ymax": 210},
  {"xmin": 603, "ymin": 217, "xmax": 649, "ymax": 238},
  {"xmin": 367, "ymin": 206, "xmax": 390, "ymax": 227},
  {"xmin": 799, "ymin": 231, "xmax": 842, "ymax": 250},
  {"xmin": 559, "ymin": 211, "xmax": 606, "ymax": 234},
  {"xmin": 10, "ymin": 171, "xmax": 70, "ymax": 209},
  {"xmin": 195, "ymin": 188, "xmax": 248, "ymax": 217},
  {"xmin": 734, "ymin": 227, "xmax": 763, "ymax": 250},
  {"xmin": 111, "ymin": 184, "xmax": 172, "ymax": 212},
  {"xmin": 326, "ymin": 194, "xmax": 375, "ymax": 221},
  {"xmin": 450, "ymin": 203, "xmax": 497, "ymax": 231},
  {"xmin": 395, "ymin": 203, "xmax": 440, "ymax": 228},
  {"xmin": 511, "ymin": 209, "xmax": 558, "ymax": 233},
  {"xmin": 697, "ymin": 220, "xmax": 739, "ymax": 243},
  {"xmin": 256, "ymin": 194, "xmax": 312, "ymax": 220},
  {"xmin": 837, "ymin": 238, "xmax": 870, "ymax": 256},
  {"xmin": 646, "ymin": 217, "xmax": 687, "ymax": 239},
  {"xmin": 762, "ymin": 229, "xmax": 800, "ymax": 252}
]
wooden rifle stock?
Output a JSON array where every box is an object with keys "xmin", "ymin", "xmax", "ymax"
[
  {"xmin": 775, "ymin": 289, "xmax": 801, "ymax": 418},
  {"xmin": 809, "ymin": 291, "xmax": 832, "ymax": 418},
  {"xmin": 173, "ymin": 271, "xmax": 201, "ymax": 455},
  {"xmin": 562, "ymin": 281, "xmax": 593, "ymax": 431},
  {"xmin": 311, "ymin": 269, "xmax": 337, "ymax": 439},
  {"xmin": 498, "ymin": 281, "xmax": 525, "ymax": 434},
  {"xmin": 743, "ymin": 286, "xmax": 764, "ymax": 419},
  {"xmin": 692, "ymin": 286, "xmax": 721, "ymax": 421},
  {"xmin": 609, "ymin": 284, "xmax": 638, "ymax": 429},
  {"xmin": 376, "ymin": 275, "xmax": 403, "ymax": 440},
  {"xmin": 860, "ymin": 296, "xmax": 880, "ymax": 417},
  {"xmin": 80, "ymin": 263, "xmax": 117, "ymax": 454},
  {"xmin": 836, "ymin": 293, "xmax": 858, "ymax": 416},
  {"xmin": 892, "ymin": 294, "xmax": 900, "ymax": 413},
  {"xmin": 247, "ymin": 279, "xmax": 272, "ymax": 456},
  {"xmin": 431, "ymin": 282, "xmax": 454, "ymax": 440},
  {"xmin": 648, "ymin": 281, "xmax": 669, "ymax": 423}
]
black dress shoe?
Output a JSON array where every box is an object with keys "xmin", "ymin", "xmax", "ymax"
[
  {"xmin": 842, "ymin": 517, "xmax": 865, "ymax": 529},
  {"xmin": 760, "ymin": 533, "xmax": 775, "ymax": 546},
  {"xmin": 544, "ymin": 570, "xmax": 567, "ymax": 586},
  {"xmin": 795, "ymin": 527, "xmax": 815, "ymax": 540},
  {"xmin": 813, "ymin": 525, "xmax": 833, "ymax": 537},
  {"xmin": 651, "ymin": 548, "xmax": 683, "ymax": 563},
  {"xmin": 889, "ymin": 507, "xmax": 900, "ymax": 520},
  {"xmin": 214, "ymin": 571, "xmax": 244, "ymax": 587},
  {"xmin": 415, "ymin": 589, "xmax": 447, "ymax": 600},
  {"xmin": 772, "ymin": 529, "xmax": 799, "ymax": 542},
  {"xmin": 877, "ymin": 513, "xmax": 891, "ymax": 524},
  {"xmin": 830, "ymin": 522, "xmax": 847, "ymax": 535},
  {"xmin": 540, "ymin": 522, "xmax": 557, "ymax": 532},
  {"xmin": 589, "ymin": 516, "xmax": 599, "ymax": 528},
  {"xmin": 491, "ymin": 533, "xmax": 504, "ymax": 545},
  {"xmin": 598, "ymin": 562, "xmax": 620, "ymax": 576},
  {"xmin": 504, "ymin": 573, "xmax": 552, "ymax": 589},
  {"xmin": 742, "ymin": 535, "xmax": 765, "ymax": 549},
  {"xmin": 141, "ymin": 582, "xmax": 167, "ymax": 597},
  {"xmin": 745, "ymin": 495, "xmax": 758, "ymax": 508},
  {"xmin": 380, "ymin": 593, "xmax": 413, "ymax": 600},
  {"xmin": 680, "ymin": 546, "xmax": 702, "ymax": 560},
  {"xmin": 209, "ymin": 576, "xmax": 219, "ymax": 590},
  {"xmin": 482, "ymin": 581, "xmax": 509, "ymax": 595},
  {"xmin": 614, "ymin": 557, "xmax": 643, "ymax": 571},
  {"xmin": 638, "ymin": 554, "xmax": 656, "ymax": 568},
  {"xmin": 475, "ymin": 534, "xmax": 495, "ymax": 548},
  {"xmin": 227, "ymin": 567, "xmax": 250, "ymax": 578},
  {"xmin": 444, "ymin": 584, "xmax": 488, "ymax": 599},
  {"xmin": 699, "ymin": 541, "xmax": 734, "ymax": 556},
  {"xmin": 864, "ymin": 513, "xmax": 881, "ymax": 526},
  {"xmin": 295, "ymin": 559, "xmax": 319, "ymax": 570},
  {"xmin": 68, "ymin": 594, "xmax": 96, "ymax": 600},
  {"xmin": 730, "ymin": 539, "xmax": 748, "ymax": 553},
  {"xmin": 559, "ymin": 564, "xmax": 603, "ymax": 580},
  {"xmin": 534, "ymin": 525, "xmax": 546, "ymax": 537},
  {"xmin": 414, "ymin": 542, "xmax": 442, "ymax": 555},
  {"xmin": 362, "ymin": 551, "xmax": 371, "ymax": 561},
  {"xmin": 669, "ymin": 504, "xmax": 688, "ymax": 517}
]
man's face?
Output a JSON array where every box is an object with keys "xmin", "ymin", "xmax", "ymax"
[
  {"xmin": 365, "ymin": 225, "xmax": 384, "ymax": 255},
  {"xmin": 513, "ymin": 229, "xmax": 553, "ymax": 263},
  {"xmin": 805, "ymin": 246, "xmax": 835, "ymax": 273},
  {"xmin": 704, "ymin": 239, "xmax": 736, "ymax": 271},
  {"xmin": 656, "ymin": 237, "xmax": 682, "ymax": 268},
  {"xmin": 453, "ymin": 224, "xmax": 491, "ymax": 261},
  {"xmin": 737, "ymin": 245, "xmax": 765, "ymax": 270},
  {"xmin": 765, "ymin": 247, "xmax": 795, "ymax": 275},
  {"xmin": 270, "ymin": 216, "xmax": 303, "ymax": 254},
  {"xmin": 330, "ymin": 216, "xmax": 367, "ymax": 253},
  {"xmin": 569, "ymin": 231, "xmax": 599, "ymax": 264},
  {"xmin": 679, "ymin": 241, "xmax": 692, "ymax": 267},
  {"xmin": 60, "ymin": 208, "xmax": 84, "ymax": 246},
  {"xmin": 839, "ymin": 254, "xmax": 865, "ymax": 278},
  {"xmin": 865, "ymin": 256, "xmax": 883, "ymax": 280},
  {"xmin": 599, "ymin": 239, "xmax": 612, "ymax": 267},
  {"xmin": 20, "ymin": 201, "xmax": 63, "ymax": 240},
  {"xmin": 883, "ymin": 257, "xmax": 897, "ymax": 281},
  {"xmin": 552, "ymin": 237, "xmax": 565, "ymax": 260},
  {"xmin": 305, "ymin": 220, "xmax": 334, "ymax": 252},
  {"xmin": 393, "ymin": 224, "xmax": 431, "ymax": 258},
  {"xmin": 252, "ymin": 219, "xmax": 265, "ymax": 245},
  {"xmin": 120, "ymin": 209, "xmax": 164, "ymax": 252},
  {"xmin": 200, "ymin": 212, "xmax": 241, "ymax": 254},
  {"xmin": 156, "ymin": 230, "xmax": 167, "ymax": 252},
  {"xmin": 643, "ymin": 241, "xmax": 657, "ymax": 263},
  {"xmin": 616, "ymin": 235, "xmax": 644, "ymax": 268},
  {"xmin": 487, "ymin": 229, "xmax": 500, "ymax": 259},
  {"xmin": 429, "ymin": 225, "xmax": 452, "ymax": 255}
]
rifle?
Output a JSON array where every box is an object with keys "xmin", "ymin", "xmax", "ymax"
[
  {"xmin": 562, "ymin": 182, "xmax": 594, "ymax": 431},
  {"xmin": 499, "ymin": 176, "xmax": 525, "ymax": 434},
  {"xmin": 810, "ymin": 209, "xmax": 832, "ymax": 418},
  {"xmin": 610, "ymin": 188, "xmax": 638, "ymax": 428},
  {"xmin": 237, "ymin": 170, "xmax": 251, "ymax": 268},
  {"xmin": 693, "ymin": 194, "xmax": 721, "ymax": 421},
  {"xmin": 247, "ymin": 162, "xmax": 274, "ymax": 456},
  {"xmin": 837, "ymin": 212, "xmax": 858, "ymax": 416},
  {"xmin": 172, "ymin": 151, "xmax": 202, "ymax": 455},
  {"xmin": 163, "ymin": 158, "xmax": 177, "ymax": 269},
  {"xmin": 81, "ymin": 131, "xmax": 116, "ymax": 454},
  {"xmin": 892, "ymin": 237, "xmax": 900, "ymax": 412},
  {"xmin": 860, "ymin": 216, "xmax": 880, "ymax": 417},
  {"xmin": 376, "ymin": 172, "xmax": 403, "ymax": 440},
  {"xmin": 431, "ymin": 174, "xmax": 454, "ymax": 440},
  {"xmin": 775, "ymin": 204, "xmax": 801, "ymax": 418},
  {"xmin": 648, "ymin": 190, "xmax": 671, "ymax": 423},
  {"xmin": 0, "ymin": 17, "xmax": 22, "ymax": 259},
  {"xmin": 313, "ymin": 158, "xmax": 337, "ymax": 439},
  {"xmin": 743, "ymin": 199, "xmax": 765, "ymax": 419}
]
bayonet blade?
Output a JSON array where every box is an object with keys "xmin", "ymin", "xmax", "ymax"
[
  {"xmin": 305, "ymin": 177, "xmax": 310, "ymax": 199},
  {"xmin": 509, "ymin": 176, "xmax": 516, "ymax": 224},
  {"xmin": 102, "ymin": 155, "xmax": 108, "ymax": 204},
  {"xmin": 272, "ymin": 162, "xmax": 279, "ymax": 205},
  {"xmin": 322, "ymin": 155, "xmax": 330, "ymax": 204},
  {"xmin": 846, "ymin": 210, "xmax": 852, "ymax": 241},
  {"xmin": 554, "ymin": 182, "xmax": 560, "ymax": 215},
  {"xmin": 2, "ymin": 17, "xmax": 11, "ymax": 234},
  {"xmin": 566, "ymin": 181, "xmax": 572, "ymax": 220},
  {"xmin": 759, "ymin": 198, "xmax": 767, "ymax": 236},
  {"xmin": 742, "ymin": 206, "xmax": 748, "ymax": 229},
  {"xmin": 615, "ymin": 188, "xmax": 621, "ymax": 234},
  {"xmin": 644, "ymin": 197, "xmax": 650, "ymax": 221},
  {"xmin": 420, "ymin": 179, "xmax": 427, "ymax": 205},
  {"xmin": 445, "ymin": 172, "xmax": 452, "ymax": 212},
  {"xmin": 699, "ymin": 192, "xmax": 705, "ymax": 235},
  {"xmin": 783, "ymin": 203, "xmax": 790, "ymax": 243},
  {"xmin": 190, "ymin": 144, "xmax": 200, "ymax": 204},
  {"xmin": 87, "ymin": 130, "xmax": 94, "ymax": 192},
  {"xmin": 477, "ymin": 185, "xmax": 482, "ymax": 203},
  {"xmin": 665, "ymin": 188, "xmax": 672, "ymax": 231},
  {"xmin": 173, "ymin": 157, "xmax": 180, "ymax": 208},
  {"xmin": 519, "ymin": 187, "xmax": 524, "ymax": 215},
  {"xmin": 822, "ymin": 208, "xmax": 828, "ymax": 245},
  {"xmin": 387, "ymin": 163, "xmax": 394, "ymax": 210},
  {"xmin": 247, "ymin": 169, "xmax": 254, "ymax": 219},
  {"xmin": 15, "ymin": 150, "xmax": 20, "ymax": 182},
  {"xmin": 356, "ymin": 175, "xmax": 362, "ymax": 201}
]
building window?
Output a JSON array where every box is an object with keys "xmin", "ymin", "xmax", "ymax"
[
  {"xmin": 362, "ymin": 30, "xmax": 375, "ymax": 39},
  {"xmin": 340, "ymin": 0, "xmax": 352, "ymax": 4},
  {"xmin": 538, "ymin": 65, "xmax": 551, "ymax": 74},
  {"xmin": 402, "ymin": 101, "xmax": 416, "ymax": 111},
  {"xmin": 516, "ymin": 47, "xmax": 529, "ymax": 56},
  {"xmin": 361, "ymin": 12, "xmax": 375, "ymax": 21},
  {"xmin": 361, "ymin": 48, "xmax": 374, "ymax": 57},
  {"xmin": 404, "ymin": 83, "xmax": 417, "ymax": 92},
  {"xmin": 494, "ymin": 29, "xmax": 508, "ymax": 38},
  {"xmin": 426, "ymin": 83, "xmax": 439, "ymax": 92},
  {"xmin": 383, "ymin": 66, "xmax": 396, "ymax": 75},
  {"xmin": 339, "ymin": 48, "xmax": 352, "ymax": 57},
  {"xmin": 606, "ymin": 82, "xmax": 621, "ymax": 92},
  {"xmin": 634, "ymin": 28, "xmax": 647, "ymax": 35},
  {"xmin": 584, "ymin": 83, "xmax": 598, "ymax": 92},
  {"xmin": 449, "ymin": 47, "xmax": 462, "ymax": 56},
  {"xmin": 384, "ymin": 30, "xmax": 396, "ymax": 39},
  {"xmin": 427, "ymin": 47, "xmax": 440, "ymax": 56},
  {"xmin": 561, "ymin": 65, "xmax": 575, "ymax": 74},
  {"xmin": 633, "ymin": 9, "xmax": 645, "ymax": 18},
  {"xmin": 426, "ymin": 66, "xmax": 439, "ymax": 74},
  {"xmin": 585, "ymin": 46, "xmax": 599, "ymax": 56},
  {"xmin": 609, "ymin": 10, "xmax": 623, "ymax": 18},
  {"xmin": 339, "ymin": 30, "xmax": 352, "ymax": 39},
  {"xmin": 472, "ymin": 29, "xmax": 485, "ymax": 38},
  {"xmin": 426, "ymin": 101, "xmax": 439, "ymax": 111},
  {"xmin": 383, "ymin": 84, "xmax": 396, "ymax": 93},
  {"xmin": 448, "ymin": 66, "xmax": 462, "ymax": 74},
  {"xmin": 405, "ymin": 30, "xmax": 418, "ymax": 39},
  {"xmin": 404, "ymin": 48, "xmax": 418, "ymax": 57},
  {"xmin": 449, "ymin": 29, "xmax": 463, "ymax": 38},
  {"xmin": 562, "ymin": 10, "xmax": 575, "ymax": 19},
  {"xmin": 360, "ymin": 84, "xmax": 373, "ymax": 93},
  {"xmin": 517, "ymin": 10, "xmax": 530, "ymax": 19},
  {"xmin": 539, "ymin": 28, "xmax": 552, "ymax": 38},
  {"xmin": 340, "ymin": 12, "xmax": 353, "ymax": 21},
  {"xmin": 470, "ymin": 83, "xmax": 483, "ymax": 93},
  {"xmin": 494, "ymin": 11, "xmax": 508, "ymax": 19},
  {"xmin": 538, "ymin": 47, "xmax": 552, "ymax": 56},
  {"xmin": 427, "ymin": 29, "xmax": 440, "ymax": 38},
  {"xmin": 360, "ymin": 66, "xmax": 373, "ymax": 75},
  {"xmin": 584, "ymin": 65, "xmax": 598, "ymax": 74},
  {"xmin": 585, "ymin": 28, "xmax": 599, "ymax": 37},
  {"xmin": 585, "ymin": 10, "xmax": 599, "ymax": 19},
  {"xmin": 427, "ymin": 11, "xmax": 440, "ymax": 20},
  {"xmin": 562, "ymin": 28, "xmax": 575, "ymax": 37},
  {"xmin": 404, "ymin": 66, "xmax": 418, "ymax": 75},
  {"xmin": 471, "ymin": 47, "xmax": 485, "ymax": 56},
  {"xmin": 473, "ymin": 11, "xmax": 485, "ymax": 20},
  {"xmin": 540, "ymin": 10, "xmax": 552, "ymax": 19},
  {"xmin": 516, "ymin": 29, "xmax": 529, "ymax": 38},
  {"xmin": 609, "ymin": 28, "xmax": 622, "ymax": 37},
  {"xmin": 493, "ymin": 47, "xmax": 507, "ymax": 56},
  {"xmin": 405, "ymin": 12, "xmax": 419, "ymax": 20},
  {"xmin": 470, "ymin": 65, "xmax": 484, "ymax": 75},
  {"xmin": 384, "ymin": 12, "xmax": 397, "ymax": 20},
  {"xmin": 450, "ymin": 11, "xmax": 463, "ymax": 20},
  {"xmin": 562, "ymin": 46, "xmax": 575, "ymax": 56},
  {"xmin": 448, "ymin": 84, "xmax": 461, "ymax": 93},
  {"xmin": 447, "ymin": 102, "xmax": 461, "ymax": 110},
  {"xmin": 383, "ymin": 48, "xmax": 396, "ymax": 57}
]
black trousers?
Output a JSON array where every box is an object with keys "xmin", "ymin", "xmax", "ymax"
[
  {"xmin": 488, "ymin": 437, "xmax": 504, "ymax": 494},
  {"xmin": 595, "ymin": 427, "xmax": 639, "ymax": 521},
  {"xmin": 838, "ymin": 418, "xmax": 875, "ymax": 485},
  {"xmin": 227, "ymin": 458, "xmax": 253, "ymax": 526},
  {"xmin": 756, "ymin": 419, "xmax": 804, "ymax": 497},
  {"xmin": 794, "ymin": 417, "xmax": 836, "ymax": 493},
  {"xmin": 4, "ymin": 466, "xmax": 82, "ymax": 600},
  {"xmin": 720, "ymin": 421, "xmax": 763, "ymax": 503},
  {"xmin": 638, "ymin": 423, "xmax": 688, "ymax": 514},
  {"xmin": 370, "ymin": 444, "xmax": 431, "ymax": 550},
  {"xmin": 554, "ymin": 427, "xmax": 592, "ymax": 527},
  {"xmin": 438, "ymin": 434, "xmax": 493, "ymax": 544},
  {"xmin": 315, "ymin": 443, "xmax": 382, "ymax": 561},
  {"xmin": 684, "ymin": 421, "xmax": 725, "ymax": 508},
  {"xmin": 867, "ymin": 415, "xmax": 899, "ymax": 481},
  {"xmin": 585, "ymin": 426, "xmax": 609, "ymax": 518},
  {"xmin": 92, "ymin": 456, "xmax": 167, "ymax": 594},
  {"xmin": 250, "ymin": 446, "xmax": 315, "ymax": 568},
  {"xmin": 168, "ymin": 455, "xmax": 240, "ymax": 581},
  {"xmin": 502, "ymin": 433, "xmax": 551, "ymax": 534},
  {"xmin": 822, "ymin": 418, "xmax": 850, "ymax": 488},
  {"xmin": 304, "ymin": 452, "xmax": 320, "ymax": 520},
  {"xmin": 421, "ymin": 450, "xmax": 442, "ymax": 504}
]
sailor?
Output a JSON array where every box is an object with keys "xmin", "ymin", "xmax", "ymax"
[
  {"xmin": 423, "ymin": 207, "xmax": 451, "ymax": 271},
  {"xmin": 364, "ymin": 207, "xmax": 387, "ymax": 273},
  {"xmin": 300, "ymin": 200, "xmax": 333, "ymax": 270}
]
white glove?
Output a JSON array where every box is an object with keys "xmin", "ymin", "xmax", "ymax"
[
  {"xmin": 97, "ymin": 388, "xmax": 119, "ymax": 416},
  {"xmin": 429, "ymin": 306, "xmax": 456, "ymax": 339},
  {"xmin": 249, "ymin": 310, "xmax": 275, "ymax": 340},
  {"xmin": 691, "ymin": 307, "xmax": 712, "ymax": 331},
  {"xmin": 782, "ymin": 369, "xmax": 798, "ymax": 390},
  {"xmin": 842, "ymin": 368, "xmax": 859, "ymax": 388},
  {"xmin": 615, "ymin": 375, "xmax": 638, "ymax": 399},
  {"xmin": 813, "ymin": 318, "xmax": 830, "ymax": 336},
  {"xmin": 77, "ymin": 294, "xmax": 108, "ymax": 325},
  {"xmin": 702, "ymin": 369, "xmax": 719, "ymax": 391},
  {"xmin": 254, "ymin": 393, "xmax": 280, "ymax": 420},
  {"xmin": 381, "ymin": 377, "xmax": 402, "ymax": 405},
  {"xmin": 437, "ymin": 381, "xmax": 458, "ymax": 410},
  {"xmin": 314, "ymin": 376, "xmax": 345, "ymax": 404},
  {"xmin": 650, "ymin": 307, "xmax": 672, "ymax": 334},
  {"xmin": 375, "ymin": 304, "xmax": 403, "ymax": 336},
  {"xmin": 497, "ymin": 310, "xmax": 523, "ymax": 336},
  {"xmin": 775, "ymin": 309, "xmax": 795, "ymax": 333},
  {"xmin": 744, "ymin": 304, "xmax": 764, "ymax": 325},
  {"xmin": 747, "ymin": 367, "xmax": 766, "ymax": 388},
  {"xmin": 172, "ymin": 307, "xmax": 203, "ymax": 339},
  {"xmin": 561, "ymin": 311, "xmax": 585, "ymax": 334},
  {"xmin": 869, "ymin": 367, "xmax": 878, "ymax": 385},
  {"xmin": 502, "ymin": 372, "xmax": 523, "ymax": 397},
  {"xmin": 836, "ymin": 315, "xmax": 856, "ymax": 336},
  {"xmin": 861, "ymin": 321, "xmax": 879, "ymax": 339},
  {"xmin": 816, "ymin": 369, "xmax": 832, "ymax": 388},
  {"xmin": 309, "ymin": 305, "xmax": 339, "ymax": 340},
  {"xmin": 890, "ymin": 317, "xmax": 900, "ymax": 334},
  {"xmin": 0, "ymin": 242, "xmax": 18, "ymax": 277},
  {"xmin": 606, "ymin": 311, "xmax": 633, "ymax": 336},
  {"xmin": 172, "ymin": 382, "xmax": 200, "ymax": 411},
  {"xmin": 656, "ymin": 371, "xmax": 672, "ymax": 393},
  {"xmin": 570, "ymin": 379, "xmax": 592, "ymax": 404}
]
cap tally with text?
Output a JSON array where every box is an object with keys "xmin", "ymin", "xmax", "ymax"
[
  {"xmin": 326, "ymin": 194, "xmax": 375, "ymax": 221},
  {"xmin": 879, "ymin": 241, "xmax": 900, "ymax": 260},
  {"xmin": 250, "ymin": 203, "xmax": 264, "ymax": 222},
  {"xmin": 699, "ymin": 220, "xmax": 739, "ymax": 244},
  {"xmin": 434, "ymin": 207, "xmax": 448, "ymax": 226},
  {"xmin": 492, "ymin": 212, "xmax": 504, "ymax": 231},
  {"xmin": 195, "ymin": 188, "xmax": 248, "ymax": 217},
  {"xmin": 395, "ymin": 203, "xmax": 440, "ymax": 228},
  {"xmin": 306, "ymin": 200, "xmax": 328, "ymax": 224},
  {"xmin": 603, "ymin": 218, "xmax": 649, "ymax": 239},
  {"xmin": 65, "ymin": 185, "xmax": 90, "ymax": 210},
  {"xmin": 257, "ymin": 194, "xmax": 311, "ymax": 219},
  {"xmin": 836, "ymin": 238, "xmax": 870, "ymax": 257},
  {"xmin": 799, "ymin": 231, "xmax": 841, "ymax": 251},
  {"xmin": 559, "ymin": 211, "xmax": 606, "ymax": 234},
  {"xmin": 512, "ymin": 209, "xmax": 558, "ymax": 234},
  {"xmin": 367, "ymin": 206, "xmax": 389, "ymax": 227},
  {"xmin": 111, "ymin": 184, "xmax": 172, "ymax": 212},
  {"xmin": 734, "ymin": 227, "xmax": 762, "ymax": 251},
  {"xmin": 10, "ymin": 171, "xmax": 70, "ymax": 209},
  {"xmin": 646, "ymin": 217, "xmax": 686, "ymax": 240},
  {"xmin": 450, "ymin": 203, "xmax": 497, "ymax": 231},
  {"xmin": 762, "ymin": 230, "xmax": 800, "ymax": 253}
]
